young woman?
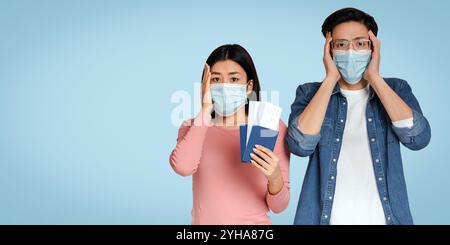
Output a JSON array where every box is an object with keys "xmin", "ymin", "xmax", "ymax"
[{"xmin": 169, "ymin": 44, "xmax": 290, "ymax": 225}]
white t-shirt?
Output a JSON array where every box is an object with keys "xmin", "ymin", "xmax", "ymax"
[{"xmin": 330, "ymin": 85, "xmax": 386, "ymax": 225}]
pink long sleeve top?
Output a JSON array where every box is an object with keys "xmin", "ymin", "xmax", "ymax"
[{"xmin": 169, "ymin": 116, "xmax": 290, "ymax": 225}]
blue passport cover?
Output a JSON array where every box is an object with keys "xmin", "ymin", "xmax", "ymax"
[{"xmin": 239, "ymin": 125, "xmax": 279, "ymax": 163}]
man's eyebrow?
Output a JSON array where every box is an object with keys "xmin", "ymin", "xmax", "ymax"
[
  {"xmin": 334, "ymin": 37, "xmax": 369, "ymax": 41},
  {"xmin": 229, "ymin": 72, "xmax": 240, "ymax": 75},
  {"xmin": 211, "ymin": 71, "xmax": 221, "ymax": 75}
]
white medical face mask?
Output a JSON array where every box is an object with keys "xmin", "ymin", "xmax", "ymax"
[
  {"xmin": 210, "ymin": 83, "xmax": 248, "ymax": 116},
  {"xmin": 333, "ymin": 49, "xmax": 372, "ymax": 84}
]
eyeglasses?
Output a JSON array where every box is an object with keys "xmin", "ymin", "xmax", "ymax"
[{"xmin": 331, "ymin": 38, "xmax": 372, "ymax": 51}]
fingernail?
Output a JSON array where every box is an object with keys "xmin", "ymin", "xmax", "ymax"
[
  {"xmin": 255, "ymin": 144, "xmax": 260, "ymax": 148},
  {"xmin": 253, "ymin": 147, "xmax": 257, "ymax": 152},
  {"xmin": 250, "ymin": 153, "xmax": 255, "ymax": 157}
]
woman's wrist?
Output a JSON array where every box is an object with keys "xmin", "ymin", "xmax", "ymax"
[{"xmin": 268, "ymin": 173, "xmax": 284, "ymax": 195}]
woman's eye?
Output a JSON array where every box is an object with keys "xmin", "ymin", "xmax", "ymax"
[
  {"xmin": 231, "ymin": 78, "xmax": 239, "ymax": 82},
  {"xmin": 211, "ymin": 77, "xmax": 220, "ymax": 82}
]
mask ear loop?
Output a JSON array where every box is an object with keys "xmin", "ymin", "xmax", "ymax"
[
  {"xmin": 330, "ymin": 40, "xmax": 334, "ymax": 58},
  {"xmin": 243, "ymin": 80, "xmax": 253, "ymax": 116},
  {"xmin": 245, "ymin": 80, "xmax": 251, "ymax": 101},
  {"xmin": 368, "ymin": 37, "xmax": 373, "ymax": 53},
  {"xmin": 246, "ymin": 79, "xmax": 259, "ymax": 105},
  {"xmin": 245, "ymin": 79, "xmax": 253, "ymax": 93}
]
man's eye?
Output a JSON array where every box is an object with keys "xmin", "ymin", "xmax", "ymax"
[
  {"xmin": 211, "ymin": 77, "xmax": 220, "ymax": 82},
  {"xmin": 231, "ymin": 78, "xmax": 239, "ymax": 82},
  {"xmin": 337, "ymin": 43, "xmax": 345, "ymax": 47}
]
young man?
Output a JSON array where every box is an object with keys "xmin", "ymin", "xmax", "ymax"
[{"xmin": 286, "ymin": 8, "xmax": 431, "ymax": 225}]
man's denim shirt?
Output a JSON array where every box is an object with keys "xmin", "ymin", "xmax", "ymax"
[{"xmin": 286, "ymin": 78, "xmax": 431, "ymax": 225}]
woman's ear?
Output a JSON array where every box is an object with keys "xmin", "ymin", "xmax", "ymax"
[{"xmin": 246, "ymin": 80, "xmax": 254, "ymax": 95}]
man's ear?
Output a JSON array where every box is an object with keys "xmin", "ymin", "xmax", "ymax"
[{"xmin": 246, "ymin": 80, "xmax": 254, "ymax": 95}]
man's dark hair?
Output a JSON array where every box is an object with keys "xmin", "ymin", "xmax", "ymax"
[{"xmin": 321, "ymin": 8, "xmax": 378, "ymax": 37}]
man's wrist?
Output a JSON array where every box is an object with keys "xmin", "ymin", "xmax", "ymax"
[
  {"xmin": 367, "ymin": 73, "xmax": 382, "ymax": 84},
  {"xmin": 322, "ymin": 77, "xmax": 338, "ymax": 89}
]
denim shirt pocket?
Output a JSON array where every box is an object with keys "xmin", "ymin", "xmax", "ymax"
[{"xmin": 319, "ymin": 118, "xmax": 333, "ymax": 146}]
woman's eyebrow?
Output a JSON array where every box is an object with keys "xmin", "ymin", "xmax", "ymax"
[{"xmin": 211, "ymin": 71, "xmax": 240, "ymax": 75}]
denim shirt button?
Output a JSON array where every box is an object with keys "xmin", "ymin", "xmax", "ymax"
[
  {"xmin": 329, "ymin": 196, "xmax": 333, "ymax": 200},
  {"xmin": 378, "ymin": 177, "xmax": 383, "ymax": 181},
  {"xmin": 340, "ymin": 119, "xmax": 344, "ymax": 123},
  {"xmin": 324, "ymin": 215, "xmax": 328, "ymax": 219},
  {"xmin": 331, "ymin": 176, "xmax": 335, "ymax": 180},
  {"xmin": 333, "ymin": 158, "xmax": 337, "ymax": 162},
  {"xmin": 368, "ymin": 118, "xmax": 373, "ymax": 122},
  {"xmin": 336, "ymin": 138, "xmax": 340, "ymax": 142},
  {"xmin": 375, "ymin": 159, "xmax": 380, "ymax": 163},
  {"xmin": 383, "ymin": 197, "xmax": 388, "ymax": 201},
  {"xmin": 371, "ymin": 138, "xmax": 375, "ymax": 142}
]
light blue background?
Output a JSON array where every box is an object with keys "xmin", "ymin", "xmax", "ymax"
[{"xmin": 0, "ymin": 0, "xmax": 449, "ymax": 224}]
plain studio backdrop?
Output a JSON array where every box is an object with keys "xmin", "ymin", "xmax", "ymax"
[{"xmin": 0, "ymin": 0, "xmax": 449, "ymax": 224}]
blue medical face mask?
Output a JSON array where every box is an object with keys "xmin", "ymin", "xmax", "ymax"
[
  {"xmin": 333, "ymin": 49, "xmax": 372, "ymax": 84},
  {"xmin": 210, "ymin": 83, "xmax": 248, "ymax": 116}
]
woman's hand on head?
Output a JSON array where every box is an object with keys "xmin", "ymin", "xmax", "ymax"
[{"xmin": 201, "ymin": 64, "xmax": 213, "ymax": 114}]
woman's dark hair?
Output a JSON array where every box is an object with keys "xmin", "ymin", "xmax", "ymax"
[
  {"xmin": 203, "ymin": 44, "xmax": 261, "ymax": 118},
  {"xmin": 321, "ymin": 7, "xmax": 378, "ymax": 37}
]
